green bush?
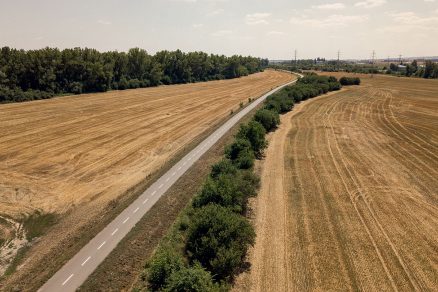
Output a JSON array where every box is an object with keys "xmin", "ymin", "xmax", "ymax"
[
  {"xmin": 264, "ymin": 99, "xmax": 281, "ymax": 113},
  {"xmin": 22, "ymin": 211, "xmax": 58, "ymax": 241},
  {"xmin": 147, "ymin": 248, "xmax": 185, "ymax": 290},
  {"xmin": 264, "ymin": 90, "xmax": 291, "ymax": 113},
  {"xmin": 118, "ymin": 77, "xmax": 129, "ymax": 90},
  {"xmin": 236, "ymin": 121, "xmax": 267, "ymax": 158},
  {"xmin": 68, "ymin": 82, "xmax": 83, "ymax": 94},
  {"xmin": 128, "ymin": 78, "xmax": 141, "ymax": 89},
  {"xmin": 225, "ymin": 138, "xmax": 255, "ymax": 169},
  {"xmin": 225, "ymin": 138, "xmax": 252, "ymax": 161},
  {"xmin": 254, "ymin": 109, "xmax": 280, "ymax": 132},
  {"xmin": 339, "ymin": 77, "xmax": 361, "ymax": 85},
  {"xmin": 185, "ymin": 205, "xmax": 255, "ymax": 280},
  {"xmin": 210, "ymin": 159, "xmax": 237, "ymax": 179},
  {"xmin": 193, "ymin": 170, "xmax": 258, "ymax": 213},
  {"xmin": 234, "ymin": 148, "xmax": 255, "ymax": 169},
  {"xmin": 163, "ymin": 264, "xmax": 219, "ymax": 292}
]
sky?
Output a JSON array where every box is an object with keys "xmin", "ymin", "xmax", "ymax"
[{"xmin": 1, "ymin": 0, "xmax": 437, "ymax": 60}]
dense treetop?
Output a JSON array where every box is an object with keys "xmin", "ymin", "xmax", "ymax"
[{"xmin": 0, "ymin": 47, "xmax": 268, "ymax": 103}]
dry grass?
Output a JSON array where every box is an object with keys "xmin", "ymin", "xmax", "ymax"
[
  {"xmin": 234, "ymin": 73, "xmax": 438, "ymax": 291},
  {"xmin": 0, "ymin": 69, "xmax": 293, "ymax": 218},
  {"xmin": 0, "ymin": 70, "xmax": 294, "ymax": 287}
]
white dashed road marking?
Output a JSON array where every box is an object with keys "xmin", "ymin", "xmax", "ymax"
[
  {"xmin": 62, "ymin": 274, "xmax": 74, "ymax": 286},
  {"xmin": 39, "ymin": 77, "xmax": 300, "ymax": 291},
  {"xmin": 97, "ymin": 241, "xmax": 106, "ymax": 250},
  {"xmin": 81, "ymin": 256, "xmax": 91, "ymax": 266}
]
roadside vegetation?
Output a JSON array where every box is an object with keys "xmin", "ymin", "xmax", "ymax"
[
  {"xmin": 139, "ymin": 73, "xmax": 344, "ymax": 291},
  {"xmin": 0, "ymin": 47, "xmax": 268, "ymax": 103},
  {"xmin": 272, "ymin": 58, "xmax": 438, "ymax": 79}
]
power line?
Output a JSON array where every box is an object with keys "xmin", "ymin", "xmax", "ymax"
[{"xmin": 294, "ymin": 49, "xmax": 297, "ymax": 66}]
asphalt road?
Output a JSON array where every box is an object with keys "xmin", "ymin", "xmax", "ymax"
[{"xmin": 38, "ymin": 72, "xmax": 302, "ymax": 292}]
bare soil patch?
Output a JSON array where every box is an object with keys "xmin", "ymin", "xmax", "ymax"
[{"xmin": 235, "ymin": 74, "xmax": 438, "ymax": 291}]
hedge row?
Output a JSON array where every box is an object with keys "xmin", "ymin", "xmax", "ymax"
[
  {"xmin": 339, "ymin": 76, "xmax": 361, "ymax": 86},
  {"xmin": 142, "ymin": 73, "xmax": 344, "ymax": 292}
]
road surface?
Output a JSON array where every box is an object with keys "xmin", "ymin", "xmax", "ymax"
[{"xmin": 39, "ymin": 72, "xmax": 302, "ymax": 292}]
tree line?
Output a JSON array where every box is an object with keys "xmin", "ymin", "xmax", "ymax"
[
  {"xmin": 388, "ymin": 60, "xmax": 438, "ymax": 78},
  {"xmin": 141, "ymin": 73, "xmax": 344, "ymax": 291},
  {"xmin": 272, "ymin": 59, "xmax": 438, "ymax": 79},
  {"xmin": 0, "ymin": 47, "xmax": 268, "ymax": 103}
]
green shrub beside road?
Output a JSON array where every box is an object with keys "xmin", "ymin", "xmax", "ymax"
[{"xmin": 144, "ymin": 72, "xmax": 347, "ymax": 291}]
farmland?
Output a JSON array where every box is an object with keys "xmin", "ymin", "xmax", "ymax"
[
  {"xmin": 235, "ymin": 74, "xmax": 438, "ymax": 291},
  {"xmin": 0, "ymin": 69, "xmax": 293, "ymax": 217},
  {"xmin": 0, "ymin": 69, "xmax": 294, "ymax": 279}
]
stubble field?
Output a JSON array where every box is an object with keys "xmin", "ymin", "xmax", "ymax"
[
  {"xmin": 0, "ymin": 69, "xmax": 294, "ymax": 280},
  {"xmin": 235, "ymin": 73, "xmax": 438, "ymax": 291},
  {"xmin": 0, "ymin": 69, "xmax": 293, "ymax": 218}
]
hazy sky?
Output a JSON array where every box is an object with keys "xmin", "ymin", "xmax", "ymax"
[{"xmin": 1, "ymin": 0, "xmax": 437, "ymax": 60}]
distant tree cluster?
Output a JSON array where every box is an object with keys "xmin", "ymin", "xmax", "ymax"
[
  {"xmin": 143, "ymin": 72, "xmax": 343, "ymax": 291},
  {"xmin": 0, "ymin": 47, "xmax": 268, "ymax": 103},
  {"xmin": 387, "ymin": 60, "xmax": 438, "ymax": 78},
  {"xmin": 340, "ymin": 77, "xmax": 361, "ymax": 85},
  {"xmin": 272, "ymin": 58, "xmax": 438, "ymax": 79}
]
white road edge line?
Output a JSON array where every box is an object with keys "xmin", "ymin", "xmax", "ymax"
[
  {"xmin": 62, "ymin": 274, "xmax": 74, "ymax": 286},
  {"xmin": 81, "ymin": 256, "xmax": 91, "ymax": 266},
  {"xmin": 123, "ymin": 217, "xmax": 129, "ymax": 224},
  {"xmin": 97, "ymin": 241, "xmax": 106, "ymax": 250},
  {"xmin": 111, "ymin": 228, "xmax": 118, "ymax": 236},
  {"xmin": 133, "ymin": 207, "xmax": 139, "ymax": 213}
]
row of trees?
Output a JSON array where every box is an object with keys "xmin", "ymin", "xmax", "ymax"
[
  {"xmin": 0, "ymin": 47, "xmax": 268, "ymax": 103},
  {"xmin": 272, "ymin": 59, "xmax": 438, "ymax": 79},
  {"xmin": 143, "ymin": 73, "xmax": 344, "ymax": 291},
  {"xmin": 387, "ymin": 60, "xmax": 438, "ymax": 78}
]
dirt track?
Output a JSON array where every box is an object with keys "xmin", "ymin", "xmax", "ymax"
[
  {"xmin": 0, "ymin": 69, "xmax": 293, "ymax": 218},
  {"xmin": 235, "ymin": 74, "xmax": 438, "ymax": 291}
]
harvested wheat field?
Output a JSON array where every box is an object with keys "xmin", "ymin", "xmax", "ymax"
[
  {"xmin": 235, "ymin": 74, "xmax": 438, "ymax": 291},
  {"xmin": 0, "ymin": 69, "xmax": 294, "ymax": 218}
]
